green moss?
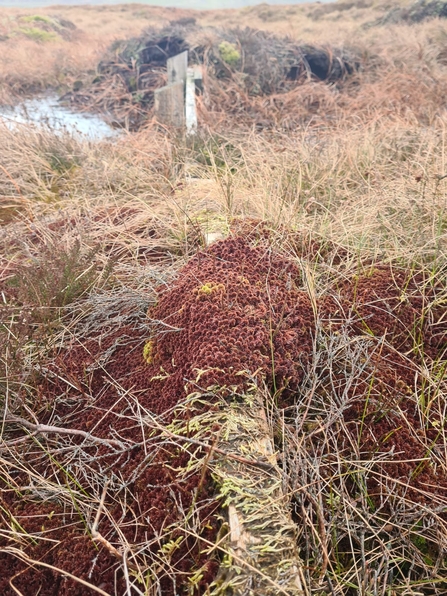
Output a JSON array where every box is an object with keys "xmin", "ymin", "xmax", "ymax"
[
  {"xmin": 196, "ymin": 282, "xmax": 226, "ymax": 297},
  {"xmin": 143, "ymin": 340, "xmax": 155, "ymax": 364},
  {"xmin": 192, "ymin": 210, "xmax": 227, "ymax": 230},
  {"xmin": 20, "ymin": 15, "xmax": 58, "ymax": 26},
  {"xmin": 218, "ymin": 41, "xmax": 240, "ymax": 66},
  {"xmin": 18, "ymin": 27, "xmax": 59, "ymax": 42},
  {"xmin": 237, "ymin": 276, "xmax": 250, "ymax": 286}
]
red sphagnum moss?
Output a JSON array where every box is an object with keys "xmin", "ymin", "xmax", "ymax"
[{"xmin": 1, "ymin": 232, "xmax": 446, "ymax": 594}]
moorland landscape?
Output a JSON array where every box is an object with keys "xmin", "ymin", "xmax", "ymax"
[{"xmin": 0, "ymin": 0, "xmax": 447, "ymax": 594}]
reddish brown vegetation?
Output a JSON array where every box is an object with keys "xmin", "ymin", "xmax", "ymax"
[
  {"xmin": 322, "ymin": 264, "xmax": 447, "ymax": 507},
  {"xmin": 0, "ymin": 235, "xmax": 316, "ymax": 595},
  {"xmin": 0, "ymin": 501, "xmax": 127, "ymax": 596},
  {"xmin": 1, "ymin": 233, "xmax": 446, "ymax": 594},
  {"xmin": 145, "ymin": 235, "xmax": 315, "ymax": 404},
  {"xmin": 0, "ymin": 315, "xmax": 220, "ymax": 594}
]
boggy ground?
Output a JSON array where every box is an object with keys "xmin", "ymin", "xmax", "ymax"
[
  {"xmin": 1, "ymin": 115, "xmax": 447, "ymax": 592},
  {"xmin": 1, "ymin": 222, "xmax": 446, "ymax": 594},
  {"xmin": 1, "ymin": 0, "xmax": 447, "ymax": 593},
  {"xmin": 3, "ymin": 0, "xmax": 447, "ymax": 131}
]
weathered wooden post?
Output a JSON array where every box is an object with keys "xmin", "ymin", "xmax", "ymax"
[
  {"xmin": 167, "ymin": 50, "xmax": 188, "ymax": 86},
  {"xmin": 154, "ymin": 50, "xmax": 198, "ymax": 135},
  {"xmin": 154, "ymin": 81, "xmax": 185, "ymax": 128},
  {"xmin": 210, "ymin": 390, "xmax": 306, "ymax": 595},
  {"xmin": 185, "ymin": 67, "xmax": 198, "ymax": 135}
]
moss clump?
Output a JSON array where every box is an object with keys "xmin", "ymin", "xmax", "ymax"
[
  {"xmin": 143, "ymin": 340, "xmax": 156, "ymax": 364},
  {"xmin": 21, "ymin": 15, "xmax": 58, "ymax": 26},
  {"xmin": 18, "ymin": 27, "xmax": 58, "ymax": 42},
  {"xmin": 195, "ymin": 282, "xmax": 226, "ymax": 298},
  {"xmin": 15, "ymin": 15, "xmax": 76, "ymax": 42},
  {"xmin": 218, "ymin": 41, "xmax": 240, "ymax": 66},
  {"xmin": 237, "ymin": 276, "xmax": 250, "ymax": 286}
]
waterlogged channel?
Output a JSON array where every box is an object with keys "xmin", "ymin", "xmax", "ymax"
[{"xmin": 0, "ymin": 95, "xmax": 121, "ymax": 140}]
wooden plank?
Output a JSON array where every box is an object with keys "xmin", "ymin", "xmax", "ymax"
[
  {"xmin": 211, "ymin": 392, "xmax": 306, "ymax": 595},
  {"xmin": 185, "ymin": 67, "xmax": 197, "ymax": 135},
  {"xmin": 154, "ymin": 81, "xmax": 185, "ymax": 128},
  {"xmin": 167, "ymin": 50, "xmax": 188, "ymax": 86}
]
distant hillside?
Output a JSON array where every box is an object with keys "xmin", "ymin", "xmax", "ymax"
[{"xmin": 0, "ymin": 0, "xmax": 327, "ymax": 8}]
